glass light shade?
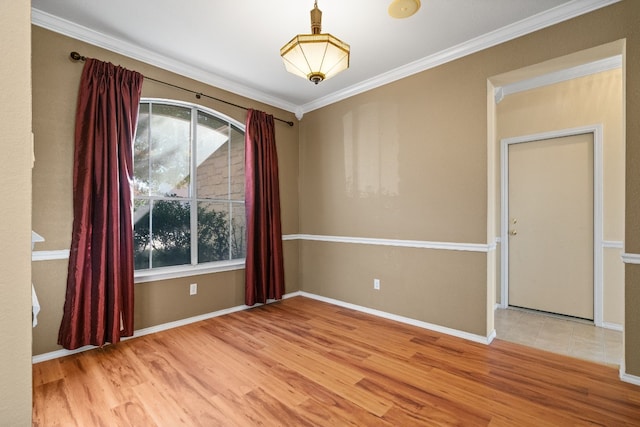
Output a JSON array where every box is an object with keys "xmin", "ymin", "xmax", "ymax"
[{"xmin": 280, "ymin": 33, "xmax": 350, "ymax": 84}]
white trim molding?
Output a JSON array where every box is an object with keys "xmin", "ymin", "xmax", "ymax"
[
  {"xmin": 601, "ymin": 322, "xmax": 623, "ymax": 332},
  {"xmin": 134, "ymin": 261, "xmax": 245, "ymax": 283},
  {"xmin": 31, "ymin": 231, "xmax": 45, "ymax": 248},
  {"xmin": 31, "ymin": 1, "xmax": 621, "ymax": 116},
  {"xmin": 30, "ymin": 234, "xmax": 490, "ymax": 266},
  {"xmin": 290, "ymin": 234, "xmax": 495, "ymax": 253},
  {"xmin": 293, "ymin": 0, "xmax": 622, "ymax": 114},
  {"xmin": 494, "ymin": 56, "xmax": 622, "ymax": 103},
  {"xmin": 500, "ymin": 125, "xmax": 605, "ymax": 326},
  {"xmin": 32, "ymin": 291, "xmax": 303, "ymax": 364},
  {"xmin": 30, "ymin": 248, "xmax": 245, "ymax": 282},
  {"xmin": 32, "ymin": 249, "xmax": 70, "ymax": 261},
  {"xmin": 33, "ymin": 290, "xmax": 498, "ymax": 363},
  {"xmin": 282, "ymin": 234, "xmax": 301, "ymax": 241},
  {"xmin": 620, "ymin": 364, "xmax": 640, "ymax": 387},
  {"xmin": 30, "ymin": 9, "xmax": 299, "ymax": 115},
  {"xmin": 622, "ymin": 253, "xmax": 640, "ymax": 264},
  {"xmin": 602, "ymin": 240, "xmax": 624, "ymax": 249},
  {"xmin": 299, "ymin": 292, "xmax": 495, "ymax": 345}
]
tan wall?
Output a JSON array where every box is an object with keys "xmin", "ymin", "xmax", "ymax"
[
  {"xmin": 299, "ymin": 0, "xmax": 640, "ymax": 377},
  {"xmin": 28, "ymin": 1, "xmax": 640, "ymax": 378},
  {"xmin": 31, "ymin": 26, "xmax": 300, "ymax": 355},
  {"xmin": 625, "ymin": 264, "xmax": 640, "ymax": 374},
  {"xmin": 0, "ymin": 1, "xmax": 33, "ymax": 424},
  {"xmin": 624, "ymin": 1, "xmax": 640, "ymax": 374},
  {"xmin": 299, "ymin": 57, "xmax": 491, "ymax": 336},
  {"xmin": 301, "ymin": 242, "xmax": 487, "ymax": 334},
  {"xmin": 495, "ymin": 69, "xmax": 625, "ymax": 325}
]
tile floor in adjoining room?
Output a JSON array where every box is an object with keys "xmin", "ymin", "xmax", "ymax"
[{"xmin": 495, "ymin": 307, "xmax": 623, "ymax": 366}]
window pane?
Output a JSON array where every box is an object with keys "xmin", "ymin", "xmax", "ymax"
[
  {"xmin": 149, "ymin": 104, "xmax": 191, "ymax": 198},
  {"xmin": 197, "ymin": 202, "xmax": 230, "ymax": 262},
  {"xmin": 230, "ymin": 125, "xmax": 245, "ymax": 201},
  {"xmin": 231, "ymin": 202, "xmax": 246, "ymax": 259},
  {"xmin": 133, "ymin": 100, "xmax": 246, "ymax": 272},
  {"xmin": 196, "ymin": 111, "xmax": 230, "ymax": 200},
  {"xmin": 133, "ymin": 103, "xmax": 150, "ymax": 197},
  {"xmin": 133, "ymin": 199, "xmax": 151, "ymax": 269},
  {"xmin": 151, "ymin": 200, "xmax": 192, "ymax": 268}
]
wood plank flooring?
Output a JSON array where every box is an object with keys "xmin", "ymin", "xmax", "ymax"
[{"xmin": 33, "ymin": 296, "xmax": 640, "ymax": 426}]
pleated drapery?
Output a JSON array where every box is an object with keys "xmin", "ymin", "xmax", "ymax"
[
  {"xmin": 244, "ymin": 109, "xmax": 285, "ymax": 306},
  {"xmin": 58, "ymin": 58, "xmax": 143, "ymax": 350}
]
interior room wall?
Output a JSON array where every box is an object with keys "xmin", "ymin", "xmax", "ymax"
[
  {"xmin": 299, "ymin": 65, "xmax": 491, "ymax": 337},
  {"xmin": 495, "ymin": 69, "xmax": 624, "ymax": 326},
  {"xmin": 30, "ymin": 27, "xmax": 299, "ymax": 356},
  {"xmin": 298, "ymin": 1, "xmax": 640, "ymax": 376},
  {"xmin": 0, "ymin": 1, "xmax": 33, "ymax": 424},
  {"xmin": 28, "ymin": 1, "xmax": 640, "ymax": 379}
]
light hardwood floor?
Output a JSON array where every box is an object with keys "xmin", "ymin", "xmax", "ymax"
[{"xmin": 33, "ymin": 297, "xmax": 640, "ymax": 426}]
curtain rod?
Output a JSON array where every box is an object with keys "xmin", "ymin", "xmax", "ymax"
[{"xmin": 69, "ymin": 51, "xmax": 295, "ymax": 127}]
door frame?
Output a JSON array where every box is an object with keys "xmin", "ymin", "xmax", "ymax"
[{"xmin": 500, "ymin": 124, "xmax": 603, "ymax": 326}]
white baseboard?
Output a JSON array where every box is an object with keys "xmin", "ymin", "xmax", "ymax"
[
  {"xmin": 33, "ymin": 290, "xmax": 640, "ymax": 388},
  {"xmin": 32, "ymin": 345, "xmax": 97, "ymax": 364},
  {"xmin": 601, "ymin": 322, "xmax": 623, "ymax": 332},
  {"xmin": 32, "ymin": 291, "xmax": 303, "ymax": 364},
  {"xmin": 620, "ymin": 363, "xmax": 640, "ymax": 386},
  {"xmin": 299, "ymin": 291, "xmax": 494, "ymax": 345},
  {"xmin": 33, "ymin": 290, "xmax": 495, "ymax": 363}
]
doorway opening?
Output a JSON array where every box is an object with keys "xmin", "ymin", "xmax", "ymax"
[
  {"xmin": 494, "ymin": 305, "xmax": 623, "ymax": 366},
  {"xmin": 486, "ymin": 41, "xmax": 625, "ymax": 366}
]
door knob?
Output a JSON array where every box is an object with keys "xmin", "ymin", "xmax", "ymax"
[{"xmin": 510, "ymin": 230, "xmax": 517, "ymax": 236}]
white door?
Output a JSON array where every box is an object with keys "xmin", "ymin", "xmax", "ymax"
[{"xmin": 508, "ymin": 133, "xmax": 594, "ymax": 320}]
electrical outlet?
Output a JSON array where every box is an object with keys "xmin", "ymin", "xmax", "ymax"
[
  {"xmin": 189, "ymin": 283, "xmax": 197, "ymax": 295},
  {"xmin": 373, "ymin": 278, "xmax": 380, "ymax": 290}
]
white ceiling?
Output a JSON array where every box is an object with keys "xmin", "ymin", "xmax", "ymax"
[{"xmin": 31, "ymin": 0, "xmax": 617, "ymax": 117}]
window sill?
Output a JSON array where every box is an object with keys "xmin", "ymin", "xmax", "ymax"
[{"xmin": 134, "ymin": 260, "xmax": 245, "ymax": 284}]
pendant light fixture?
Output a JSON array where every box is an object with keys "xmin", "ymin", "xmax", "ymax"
[{"xmin": 280, "ymin": 0, "xmax": 350, "ymax": 84}]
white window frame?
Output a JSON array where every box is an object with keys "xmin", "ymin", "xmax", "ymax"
[{"xmin": 133, "ymin": 98, "xmax": 246, "ymax": 283}]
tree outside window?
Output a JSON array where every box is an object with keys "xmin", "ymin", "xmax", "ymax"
[{"xmin": 133, "ymin": 100, "xmax": 246, "ymax": 270}]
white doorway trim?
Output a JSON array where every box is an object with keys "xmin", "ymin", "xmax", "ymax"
[{"xmin": 500, "ymin": 124, "xmax": 604, "ymax": 326}]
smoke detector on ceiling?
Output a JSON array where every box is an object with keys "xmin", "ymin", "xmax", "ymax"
[{"xmin": 388, "ymin": 0, "xmax": 421, "ymax": 19}]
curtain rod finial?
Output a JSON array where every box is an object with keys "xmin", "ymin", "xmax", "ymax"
[{"xmin": 70, "ymin": 51, "xmax": 86, "ymax": 61}]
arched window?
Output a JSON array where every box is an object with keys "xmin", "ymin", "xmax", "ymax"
[{"xmin": 133, "ymin": 99, "xmax": 245, "ymax": 275}]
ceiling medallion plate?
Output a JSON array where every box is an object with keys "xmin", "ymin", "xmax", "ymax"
[{"xmin": 388, "ymin": 0, "xmax": 421, "ymax": 19}]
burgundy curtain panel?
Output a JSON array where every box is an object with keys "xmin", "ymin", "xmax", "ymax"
[
  {"xmin": 244, "ymin": 109, "xmax": 285, "ymax": 306},
  {"xmin": 58, "ymin": 58, "xmax": 143, "ymax": 350}
]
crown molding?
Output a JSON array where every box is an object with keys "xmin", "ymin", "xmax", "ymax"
[
  {"xmin": 300, "ymin": 0, "xmax": 622, "ymax": 114},
  {"xmin": 32, "ymin": 0, "xmax": 621, "ymax": 115},
  {"xmin": 495, "ymin": 55, "xmax": 622, "ymax": 103},
  {"xmin": 31, "ymin": 8, "xmax": 299, "ymax": 115}
]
